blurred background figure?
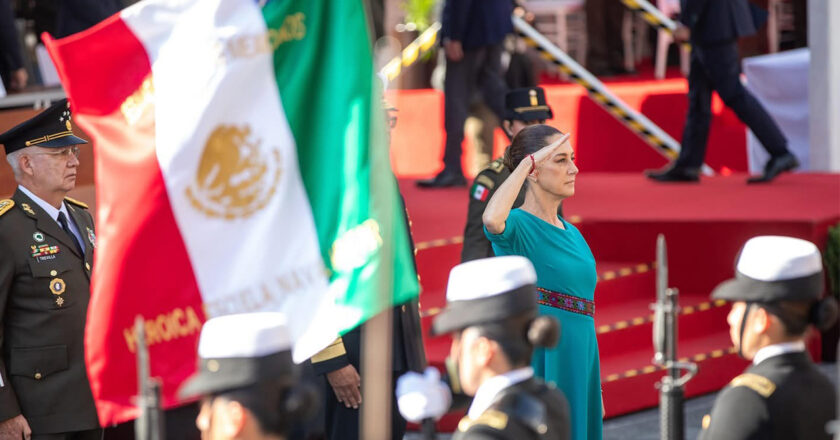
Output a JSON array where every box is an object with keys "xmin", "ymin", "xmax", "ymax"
[
  {"xmin": 585, "ymin": 0, "xmax": 630, "ymax": 76},
  {"xmin": 416, "ymin": 0, "xmax": 513, "ymax": 188},
  {"xmin": 0, "ymin": 0, "xmax": 27, "ymax": 92},
  {"xmin": 646, "ymin": 0, "xmax": 799, "ymax": 183}
]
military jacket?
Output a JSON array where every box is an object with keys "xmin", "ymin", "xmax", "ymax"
[
  {"xmin": 311, "ymin": 194, "xmax": 425, "ymax": 376},
  {"xmin": 462, "ymin": 158, "xmax": 562, "ymax": 262},
  {"xmin": 699, "ymin": 351, "xmax": 835, "ymax": 440},
  {"xmin": 0, "ymin": 189, "xmax": 98, "ymax": 434},
  {"xmin": 454, "ymin": 377, "xmax": 570, "ymax": 440}
]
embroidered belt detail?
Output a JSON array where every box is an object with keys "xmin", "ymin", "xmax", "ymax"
[{"xmin": 537, "ymin": 287, "xmax": 595, "ymax": 317}]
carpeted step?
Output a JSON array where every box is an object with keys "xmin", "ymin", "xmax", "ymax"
[
  {"xmin": 597, "ymin": 292, "xmax": 730, "ymax": 356},
  {"xmin": 601, "ymin": 331, "xmax": 749, "ymax": 416}
]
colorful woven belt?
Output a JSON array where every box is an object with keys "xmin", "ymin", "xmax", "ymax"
[{"xmin": 537, "ymin": 287, "xmax": 595, "ymax": 317}]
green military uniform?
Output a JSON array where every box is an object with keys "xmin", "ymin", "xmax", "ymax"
[
  {"xmin": 0, "ymin": 98, "xmax": 99, "ymax": 436},
  {"xmin": 0, "ymin": 192, "xmax": 99, "ymax": 434},
  {"xmin": 461, "ymin": 87, "xmax": 561, "ymax": 262},
  {"xmin": 454, "ymin": 378, "xmax": 570, "ymax": 440}
]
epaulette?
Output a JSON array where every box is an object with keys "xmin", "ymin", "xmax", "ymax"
[
  {"xmin": 496, "ymin": 387, "xmax": 549, "ymax": 435},
  {"xmin": 457, "ymin": 409, "xmax": 508, "ymax": 432},
  {"xmin": 64, "ymin": 197, "xmax": 89, "ymax": 209},
  {"xmin": 0, "ymin": 199, "xmax": 14, "ymax": 217},
  {"xmin": 488, "ymin": 158, "xmax": 505, "ymax": 174},
  {"xmin": 476, "ymin": 174, "xmax": 496, "ymax": 190},
  {"xmin": 729, "ymin": 373, "xmax": 776, "ymax": 398},
  {"xmin": 311, "ymin": 337, "xmax": 346, "ymax": 363}
]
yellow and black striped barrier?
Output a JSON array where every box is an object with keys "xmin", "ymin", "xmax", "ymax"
[
  {"xmin": 379, "ymin": 22, "xmax": 442, "ymax": 82},
  {"xmin": 603, "ymin": 346, "xmax": 736, "ymax": 382},
  {"xmin": 618, "ymin": 0, "xmax": 678, "ymax": 32},
  {"xmin": 596, "ymin": 299, "xmax": 727, "ymax": 334},
  {"xmin": 513, "ymin": 15, "xmax": 713, "ymax": 175}
]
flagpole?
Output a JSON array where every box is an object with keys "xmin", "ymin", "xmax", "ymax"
[{"xmin": 361, "ymin": 309, "xmax": 394, "ymax": 439}]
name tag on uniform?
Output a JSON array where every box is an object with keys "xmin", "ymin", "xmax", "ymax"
[{"xmin": 31, "ymin": 244, "xmax": 60, "ymax": 262}]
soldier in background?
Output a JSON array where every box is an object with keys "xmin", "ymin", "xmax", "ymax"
[
  {"xmin": 461, "ymin": 87, "xmax": 560, "ymax": 262},
  {"xmin": 179, "ymin": 313, "xmax": 318, "ymax": 440},
  {"xmin": 700, "ymin": 236, "xmax": 837, "ymax": 440}
]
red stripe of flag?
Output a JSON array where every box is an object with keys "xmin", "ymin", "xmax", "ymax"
[{"xmin": 45, "ymin": 16, "xmax": 206, "ymax": 426}]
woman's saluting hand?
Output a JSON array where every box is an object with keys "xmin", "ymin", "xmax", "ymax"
[{"xmin": 529, "ymin": 133, "xmax": 571, "ymax": 175}]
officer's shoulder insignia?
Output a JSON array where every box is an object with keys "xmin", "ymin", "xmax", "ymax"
[
  {"xmin": 458, "ymin": 410, "xmax": 508, "ymax": 432},
  {"xmin": 488, "ymin": 159, "xmax": 505, "ymax": 174},
  {"xmin": 64, "ymin": 197, "xmax": 89, "ymax": 209},
  {"xmin": 729, "ymin": 373, "xmax": 776, "ymax": 398},
  {"xmin": 476, "ymin": 174, "xmax": 495, "ymax": 190},
  {"xmin": 0, "ymin": 199, "xmax": 13, "ymax": 217}
]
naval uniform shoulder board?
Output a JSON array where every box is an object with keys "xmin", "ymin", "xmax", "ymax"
[
  {"xmin": 729, "ymin": 373, "xmax": 776, "ymax": 398},
  {"xmin": 488, "ymin": 159, "xmax": 505, "ymax": 174},
  {"xmin": 458, "ymin": 409, "xmax": 509, "ymax": 432},
  {"xmin": 0, "ymin": 199, "xmax": 14, "ymax": 217},
  {"xmin": 64, "ymin": 197, "xmax": 89, "ymax": 209}
]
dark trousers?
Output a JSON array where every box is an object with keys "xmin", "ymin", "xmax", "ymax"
[
  {"xmin": 323, "ymin": 374, "xmax": 406, "ymax": 440},
  {"xmin": 585, "ymin": 0, "xmax": 625, "ymax": 72},
  {"xmin": 443, "ymin": 44, "xmax": 507, "ymax": 175},
  {"xmin": 676, "ymin": 41, "xmax": 789, "ymax": 169},
  {"xmin": 33, "ymin": 428, "xmax": 102, "ymax": 440}
]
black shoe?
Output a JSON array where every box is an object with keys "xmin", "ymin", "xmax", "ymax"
[
  {"xmin": 747, "ymin": 153, "xmax": 799, "ymax": 184},
  {"xmin": 645, "ymin": 165, "xmax": 700, "ymax": 182},
  {"xmin": 416, "ymin": 171, "xmax": 467, "ymax": 188}
]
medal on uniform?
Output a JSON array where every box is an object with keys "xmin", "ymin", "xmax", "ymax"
[
  {"xmin": 33, "ymin": 232, "xmax": 45, "ymax": 242},
  {"xmin": 86, "ymin": 227, "xmax": 96, "ymax": 249},
  {"xmin": 31, "ymin": 244, "xmax": 60, "ymax": 259},
  {"xmin": 21, "ymin": 203, "xmax": 35, "ymax": 216},
  {"xmin": 49, "ymin": 278, "xmax": 66, "ymax": 306}
]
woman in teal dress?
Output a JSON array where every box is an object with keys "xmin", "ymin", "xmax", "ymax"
[{"xmin": 483, "ymin": 124, "xmax": 601, "ymax": 440}]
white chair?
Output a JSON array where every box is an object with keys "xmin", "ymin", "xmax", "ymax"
[
  {"xmin": 524, "ymin": 0, "xmax": 587, "ymax": 64},
  {"xmin": 654, "ymin": 0, "xmax": 690, "ymax": 79}
]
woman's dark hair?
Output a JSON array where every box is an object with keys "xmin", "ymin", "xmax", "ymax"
[
  {"xmin": 762, "ymin": 297, "xmax": 839, "ymax": 336},
  {"xmin": 213, "ymin": 378, "xmax": 319, "ymax": 436},
  {"xmin": 474, "ymin": 312, "xmax": 560, "ymax": 367},
  {"xmin": 503, "ymin": 124, "xmax": 565, "ymax": 172}
]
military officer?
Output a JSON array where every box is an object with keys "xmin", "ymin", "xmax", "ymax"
[
  {"xmin": 461, "ymin": 87, "xmax": 560, "ymax": 262},
  {"xmin": 0, "ymin": 99, "xmax": 99, "ymax": 439},
  {"xmin": 179, "ymin": 313, "xmax": 318, "ymax": 440},
  {"xmin": 308, "ymin": 96, "xmax": 426, "ymax": 440},
  {"xmin": 397, "ymin": 256, "xmax": 571, "ymax": 439},
  {"xmin": 700, "ymin": 236, "xmax": 837, "ymax": 440}
]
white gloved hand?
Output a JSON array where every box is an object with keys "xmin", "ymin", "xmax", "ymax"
[{"xmin": 396, "ymin": 367, "xmax": 452, "ymax": 422}]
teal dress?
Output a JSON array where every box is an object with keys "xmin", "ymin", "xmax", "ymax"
[{"xmin": 486, "ymin": 208, "xmax": 602, "ymax": 440}]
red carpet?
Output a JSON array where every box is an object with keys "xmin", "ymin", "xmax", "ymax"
[
  {"xmin": 387, "ymin": 79, "xmax": 748, "ymax": 179},
  {"xmin": 403, "ymin": 172, "xmax": 840, "ymax": 427}
]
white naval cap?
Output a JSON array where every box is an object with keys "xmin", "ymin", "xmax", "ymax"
[
  {"xmin": 179, "ymin": 312, "xmax": 296, "ymax": 399},
  {"xmin": 196, "ymin": 312, "xmax": 292, "ymax": 359},
  {"xmin": 432, "ymin": 256, "xmax": 538, "ymax": 335},
  {"xmin": 712, "ymin": 236, "xmax": 825, "ymax": 302}
]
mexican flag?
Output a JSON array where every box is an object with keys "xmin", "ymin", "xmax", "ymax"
[{"xmin": 44, "ymin": 0, "xmax": 418, "ymax": 425}]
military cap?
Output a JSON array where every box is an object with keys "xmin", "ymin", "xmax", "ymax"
[
  {"xmin": 712, "ymin": 236, "xmax": 825, "ymax": 303},
  {"xmin": 179, "ymin": 312, "xmax": 296, "ymax": 399},
  {"xmin": 504, "ymin": 87, "xmax": 553, "ymax": 122},
  {"xmin": 432, "ymin": 256, "xmax": 538, "ymax": 335},
  {"xmin": 0, "ymin": 98, "xmax": 87, "ymax": 155}
]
